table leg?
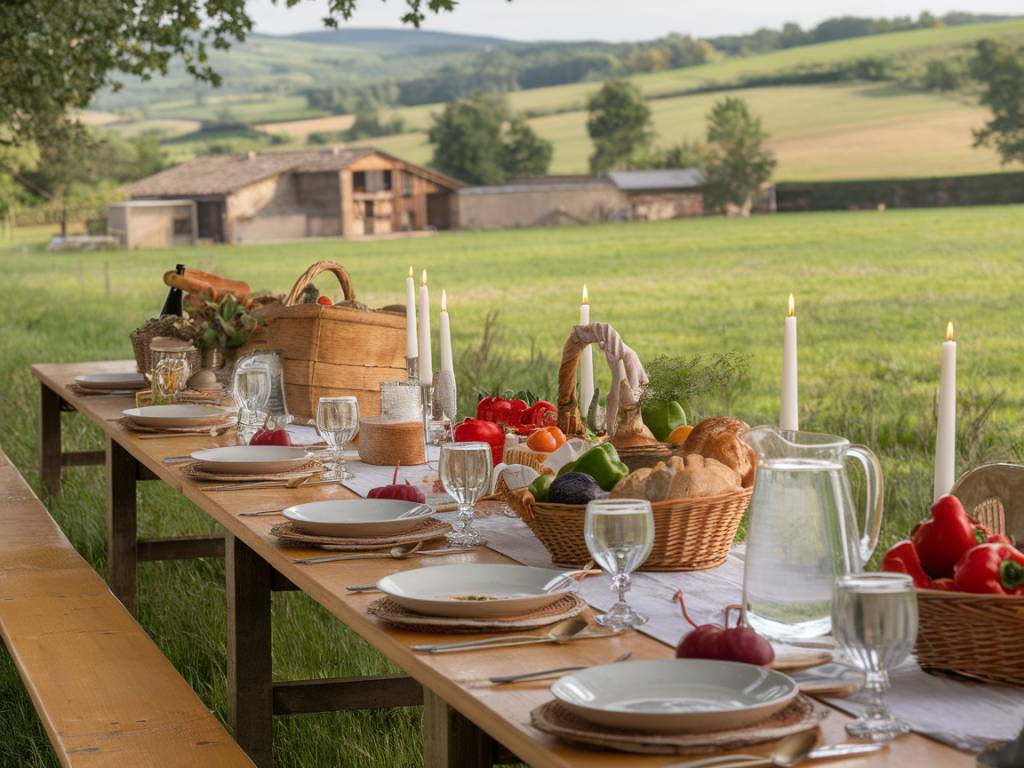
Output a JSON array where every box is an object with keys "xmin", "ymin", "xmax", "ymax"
[
  {"xmin": 423, "ymin": 688, "xmax": 494, "ymax": 768},
  {"xmin": 227, "ymin": 534, "xmax": 273, "ymax": 768},
  {"xmin": 39, "ymin": 384, "xmax": 62, "ymax": 496},
  {"xmin": 107, "ymin": 438, "xmax": 138, "ymax": 614}
]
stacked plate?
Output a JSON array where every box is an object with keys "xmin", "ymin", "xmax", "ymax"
[
  {"xmin": 191, "ymin": 446, "xmax": 311, "ymax": 474},
  {"xmin": 123, "ymin": 404, "xmax": 230, "ymax": 430},
  {"xmin": 75, "ymin": 372, "xmax": 148, "ymax": 393},
  {"xmin": 283, "ymin": 499, "xmax": 435, "ymax": 537}
]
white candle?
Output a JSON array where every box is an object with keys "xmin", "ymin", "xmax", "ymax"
[
  {"xmin": 579, "ymin": 285, "xmax": 595, "ymax": 416},
  {"xmin": 405, "ymin": 267, "xmax": 418, "ymax": 362},
  {"xmin": 780, "ymin": 293, "xmax": 799, "ymax": 431},
  {"xmin": 439, "ymin": 289, "xmax": 453, "ymax": 374},
  {"xmin": 933, "ymin": 321, "xmax": 957, "ymax": 500},
  {"xmin": 418, "ymin": 270, "xmax": 432, "ymax": 381}
]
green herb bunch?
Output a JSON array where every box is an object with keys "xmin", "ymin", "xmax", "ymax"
[
  {"xmin": 641, "ymin": 352, "xmax": 751, "ymax": 419},
  {"xmin": 182, "ymin": 293, "xmax": 263, "ymax": 351}
]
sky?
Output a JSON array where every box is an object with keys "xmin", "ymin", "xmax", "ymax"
[{"xmin": 247, "ymin": 0, "xmax": 1022, "ymax": 41}]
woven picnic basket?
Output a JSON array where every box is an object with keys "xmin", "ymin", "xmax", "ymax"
[
  {"xmin": 915, "ymin": 500, "xmax": 1024, "ymax": 688},
  {"xmin": 242, "ymin": 261, "xmax": 407, "ymax": 420},
  {"xmin": 504, "ymin": 323, "xmax": 754, "ymax": 571}
]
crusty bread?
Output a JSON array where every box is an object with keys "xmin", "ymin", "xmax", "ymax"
[
  {"xmin": 609, "ymin": 454, "xmax": 741, "ymax": 501},
  {"xmin": 682, "ymin": 417, "xmax": 755, "ymax": 486},
  {"xmin": 609, "ymin": 466, "xmax": 655, "ymax": 499}
]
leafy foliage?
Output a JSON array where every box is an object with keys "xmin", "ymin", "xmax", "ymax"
[
  {"xmin": 971, "ymin": 39, "xmax": 1024, "ymax": 165},
  {"xmin": 586, "ymin": 79, "xmax": 653, "ymax": 173},
  {"xmin": 703, "ymin": 97, "xmax": 778, "ymax": 210},
  {"xmin": 182, "ymin": 292, "xmax": 262, "ymax": 350},
  {"xmin": 641, "ymin": 353, "xmax": 752, "ymax": 419}
]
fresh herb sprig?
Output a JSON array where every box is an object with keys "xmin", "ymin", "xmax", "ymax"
[{"xmin": 641, "ymin": 352, "xmax": 751, "ymax": 418}]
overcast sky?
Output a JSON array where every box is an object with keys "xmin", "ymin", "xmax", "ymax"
[{"xmin": 248, "ymin": 0, "xmax": 1021, "ymax": 41}]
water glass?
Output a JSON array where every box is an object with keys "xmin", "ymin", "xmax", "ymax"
[
  {"xmin": 316, "ymin": 396, "xmax": 360, "ymax": 481},
  {"xmin": 233, "ymin": 365, "xmax": 270, "ymax": 440},
  {"xmin": 439, "ymin": 442, "xmax": 492, "ymax": 548},
  {"xmin": 584, "ymin": 498, "xmax": 655, "ymax": 631},
  {"xmin": 832, "ymin": 572, "xmax": 918, "ymax": 742}
]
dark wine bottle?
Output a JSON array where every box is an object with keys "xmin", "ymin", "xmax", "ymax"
[{"xmin": 159, "ymin": 264, "xmax": 185, "ymax": 317}]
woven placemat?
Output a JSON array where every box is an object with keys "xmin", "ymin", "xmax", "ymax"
[
  {"xmin": 118, "ymin": 417, "xmax": 235, "ymax": 435},
  {"xmin": 530, "ymin": 695, "xmax": 828, "ymax": 755},
  {"xmin": 366, "ymin": 593, "xmax": 586, "ymax": 633},
  {"xmin": 181, "ymin": 460, "xmax": 324, "ymax": 483},
  {"xmin": 270, "ymin": 518, "xmax": 451, "ymax": 550}
]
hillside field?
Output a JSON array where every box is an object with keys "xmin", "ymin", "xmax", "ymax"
[{"xmin": 3, "ymin": 206, "xmax": 1024, "ymax": 765}]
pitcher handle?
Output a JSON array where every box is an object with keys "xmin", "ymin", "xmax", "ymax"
[{"xmin": 847, "ymin": 444, "xmax": 884, "ymax": 563}]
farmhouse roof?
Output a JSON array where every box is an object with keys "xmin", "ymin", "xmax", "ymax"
[
  {"xmin": 608, "ymin": 169, "xmax": 705, "ymax": 191},
  {"xmin": 458, "ymin": 175, "xmax": 614, "ymax": 195}
]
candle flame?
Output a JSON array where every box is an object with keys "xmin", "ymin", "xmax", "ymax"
[
  {"xmin": 787, "ymin": 293, "xmax": 795, "ymax": 317},
  {"xmin": 946, "ymin": 321, "xmax": 954, "ymax": 342},
  {"xmin": 441, "ymin": 289, "xmax": 447, "ymax": 312},
  {"xmin": 582, "ymin": 284, "xmax": 589, "ymax": 305},
  {"xmin": 408, "ymin": 266, "xmax": 413, "ymax": 278},
  {"xmin": 421, "ymin": 269, "xmax": 428, "ymax": 286}
]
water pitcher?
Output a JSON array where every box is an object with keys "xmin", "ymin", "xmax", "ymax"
[{"xmin": 742, "ymin": 426, "xmax": 884, "ymax": 642}]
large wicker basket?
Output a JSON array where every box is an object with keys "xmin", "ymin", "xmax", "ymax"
[
  {"xmin": 916, "ymin": 503, "xmax": 1024, "ymax": 687},
  {"xmin": 242, "ymin": 261, "xmax": 407, "ymax": 420}
]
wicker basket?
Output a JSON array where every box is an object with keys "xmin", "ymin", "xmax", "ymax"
[
  {"xmin": 242, "ymin": 261, "xmax": 407, "ymax": 420},
  {"xmin": 505, "ymin": 482, "xmax": 753, "ymax": 571},
  {"xmin": 916, "ymin": 507, "xmax": 1024, "ymax": 687},
  {"xmin": 504, "ymin": 443, "xmax": 549, "ymax": 472},
  {"xmin": 130, "ymin": 317, "xmax": 201, "ymax": 375}
]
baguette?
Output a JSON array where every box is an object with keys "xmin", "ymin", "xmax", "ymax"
[{"xmin": 163, "ymin": 269, "xmax": 251, "ymax": 300}]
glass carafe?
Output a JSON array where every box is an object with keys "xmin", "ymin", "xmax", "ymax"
[{"xmin": 742, "ymin": 426, "xmax": 884, "ymax": 642}]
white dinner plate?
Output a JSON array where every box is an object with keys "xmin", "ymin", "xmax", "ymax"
[
  {"xmin": 190, "ymin": 446, "xmax": 310, "ymax": 474},
  {"xmin": 76, "ymin": 372, "xmax": 148, "ymax": 390},
  {"xmin": 551, "ymin": 659, "xmax": 798, "ymax": 733},
  {"xmin": 377, "ymin": 564, "xmax": 573, "ymax": 618},
  {"xmin": 282, "ymin": 499, "xmax": 432, "ymax": 537},
  {"xmin": 123, "ymin": 404, "xmax": 228, "ymax": 428}
]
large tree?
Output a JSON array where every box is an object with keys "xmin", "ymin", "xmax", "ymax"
[
  {"xmin": 971, "ymin": 39, "xmax": 1024, "ymax": 165},
  {"xmin": 702, "ymin": 97, "xmax": 777, "ymax": 211},
  {"xmin": 586, "ymin": 79, "xmax": 653, "ymax": 173},
  {"xmin": 0, "ymin": 0, "xmax": 459, "ymax": 148}
]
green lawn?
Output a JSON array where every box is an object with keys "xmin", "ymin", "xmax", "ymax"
[{"xmin": 2, "ymin": 207, "xmax": 1024, "ymax": 765}]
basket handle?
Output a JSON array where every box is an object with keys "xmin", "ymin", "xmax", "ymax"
[
  {"xmin": 284, "ymin": 261, "xmax": 356, "ymax": 306},
  {"xmin": 556, "ymin": 322, "xmax": 648, "ymax": 437}
]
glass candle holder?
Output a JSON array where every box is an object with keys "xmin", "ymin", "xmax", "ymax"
[{"xmin": 380, "ymin": 380, "xmax": 423, "ymax": 422}]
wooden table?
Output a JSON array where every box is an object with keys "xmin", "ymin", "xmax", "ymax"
[{"xmin": 31, "ymin": 361, "xmax": 974, "ymax": 768}]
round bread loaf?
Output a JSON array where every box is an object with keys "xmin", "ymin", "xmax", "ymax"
[
  {"xmin": 609, "ymin": 454, "xmax": 741, "ymax": 501},
  {"xmin": 681, "ymin": 416, "xmax": 755, "ymax": 486}
]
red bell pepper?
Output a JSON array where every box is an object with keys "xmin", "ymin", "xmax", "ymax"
[
  {"xmin": 880, "ymin": 540, "xmax": 932, "ymax": 589},
  {"xmin": 512, "ymin": 400, "xmax": 556, "ymax": 436},
  {"xmin": 453, "ymin": 418, "xmax": 505, "ymax": 466},
  {"xmin": 911, "ymin": 495, "xmax": 990, "ymax": 579},
  {"xmin": 928, "ymin": 578, "xmax": 956, "ymax": 591},
  {"xmin": 475, "ymin": 396, "xmax": 500, "ymax": 422},
  {"xmin": 953, "ymin": 543, "xmax": 1024, "ymax": 595}
]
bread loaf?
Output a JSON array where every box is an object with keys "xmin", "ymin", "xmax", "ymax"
[
  {"xmin": 610, "ymin": 454, "xmax": 741, "ymax": 501},
  {"xmin": 681, "ymin": 417, "xmax": 755, "ymax": 486}
]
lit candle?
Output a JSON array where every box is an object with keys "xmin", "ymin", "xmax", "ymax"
[
  {"xmin": 418, "ymin": 270, "xmax": 432, "ymax": 381},
  {"xmin": 579, "ymin": 285, "xmax": 595, "ymax": 417},
  {"xmin": 439, "ymin": 289, "xmax": 453, "ymax": 374},
  {"xmin": 933, "ymin": 321, "xmax": 957, "ymax": 500},
  {"xmin": 780, "ymin": 293, "xmax": 799, "ymax": 431},
  {"xmin": 405, "ymin": 266, "xmax": 418, "ymax": 363}
]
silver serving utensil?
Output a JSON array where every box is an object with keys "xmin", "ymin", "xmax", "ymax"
[
  {"xmin": 205, "ymin": 475, "xmax": 323, "ymax": 492},
  {"xmin": 412, "ymin": 617, "xmax": 589, "ymax": 654},
  {"xmin": 664, "ymin": 741, "xmax": 884, "ymax": 768},
  {"xmin": 396, "ymin": 503, "xmax": 434, "ymax": 520},
  {"xmin": 542, "ymin": 569, "xmax": 602, "ymax": 593},
  {"xmin": 489, "ymin": 651, "xmax": 632, "ymax": 684}
]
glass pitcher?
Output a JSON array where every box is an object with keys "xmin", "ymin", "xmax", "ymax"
[{"xmin": 741, "ymin": 426, "xmax": 884, "ymax": 642}]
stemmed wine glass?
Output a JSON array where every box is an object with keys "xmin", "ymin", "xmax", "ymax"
[
  {"xmin": 233, "ymin": 365, "xmax": 270, "ymax": 442},
  {"xmin": 832, "ymin": 572, "xmax": 918, "ymax": 742},
  {"xmin": 439, "ymin": 441, "xmax": 491, "ymax": 548},
  {"xmin": 316, "ymin": 396, "xmax": 360, "ymax": 481},
  {"xmin": 584, "ymin": 498, "xmax": 655, "ymax": 631}
]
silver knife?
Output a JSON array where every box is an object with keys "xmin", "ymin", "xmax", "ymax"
[{"xmin": 664, "ymin": 743, "xmax": 884, "ymax": 768}]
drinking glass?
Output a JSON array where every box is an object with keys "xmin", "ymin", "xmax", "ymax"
[
  {"xmin": 832, "ymin": 573, "xmax": 918, "ymax": 742},
  {"xmin": 439, "ymin": 442, "xmax": 491, "ymax": 548},
  {"xmin": 233, "ymin": 365, "xmax": 270, "ymax": 440},
  {"xmin": 316, "ymin": 396, "xmax": 360, "ymax": 481},
  {"xmin": 584, "ymin": 498, "xmax": 655, "ymax": 631}
]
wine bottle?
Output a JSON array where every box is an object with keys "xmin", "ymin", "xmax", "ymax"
[{"xmin": 159, "ymin": 264, "xmax": 185, "ymax": 317}]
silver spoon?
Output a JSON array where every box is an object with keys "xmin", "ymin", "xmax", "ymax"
[
  {"xmin": 412, "ymin": 617, "xmax": 589, "ymax": 654},
  {"xmin": 489, "ymin": 651, "xmax": 633, "ymax": 684},
  {"xmin": 667, "ymin": 731, "xmax": 819, "ymax": 768},
  {"xmin": 293, "ymin": 541, "xmax": 423, "ymax": 565}
]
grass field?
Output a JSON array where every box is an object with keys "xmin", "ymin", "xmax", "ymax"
[{"xmin": 3, "ymin": 207, "xmax": 1024, "ymax": 765}]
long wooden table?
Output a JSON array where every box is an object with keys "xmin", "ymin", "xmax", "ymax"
[{"xmin": 31, "ymin": 360, "xmax": 973, "ymax": 768}]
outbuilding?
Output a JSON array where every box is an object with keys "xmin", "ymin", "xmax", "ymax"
[{"xmin": 107, "ymin": 199, "xmax": 197, "ymax": 249}]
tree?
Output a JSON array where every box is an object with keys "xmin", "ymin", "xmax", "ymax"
[
  {"xmin": 586, "ymin": 79, "xmax": 653, "ymax": 174},
  {"xmin": 636, "ymin": 139, "xmax": 711, "ymax": 170},
  {"xmin": 427, "ymin": 95, "xmax": 551, "ymax": 185},
  {"xmin": 702, "ymin": 97, "xmax": 777, "ymax": 211},
  {"xmin": 970, "ymin": 39, "xmax": 1024, "ymax": 165},
  {"xmin": 0, "ymin": 0, "xmax": 460, "ymax": 148}
]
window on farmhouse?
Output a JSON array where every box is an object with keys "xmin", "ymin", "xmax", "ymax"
[
  {"xmin": 402, "ymin": 173, "xmax": 413, "ymax": 197},
  {"xmin": 354, "ymin": 171, "xmax": 392, "ymax": 193},
  {"xmin": 172, "ymin": 218, "xmax": 191, "ymax": 236}
]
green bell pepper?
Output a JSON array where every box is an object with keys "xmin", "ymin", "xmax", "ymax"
[
  {"xmin": 557, "ymin": 443, "xmax": 629, "ymax": 491},
  {"xmin": 528, "ymin": 474, "xmax": 554, "ymax": 502},
  {"xmin": 642, "ymin": 400, "xmax": 687, "ymax": 442}
]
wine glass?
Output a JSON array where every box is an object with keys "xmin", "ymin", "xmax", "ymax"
[
  {"xmin": 439, "ymin": 442, "xmax": 491, "ymax": 548},
  {"xmin": 584, "ymin": 498, "xmax": 654, "ymax": 631},
  {"xmin": 233, "ymin": 365, "xmax": 270, "ymax": 440},
  {"xmin": 316, "ymin": 396, "xmax": 360, "ymax": 481},
  {"xmin": 832, "ymin": 572, "xmax": 918, "ymax": 742}
]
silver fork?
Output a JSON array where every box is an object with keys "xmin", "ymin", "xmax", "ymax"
[{"xmin": 489, "ymin": 652, "xmax": 633, "ymax": 684}]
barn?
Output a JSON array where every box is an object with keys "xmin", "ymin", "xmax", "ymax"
[{"xmin": 115, "ymin": 148, "xmax": 462, "ymax": 246}]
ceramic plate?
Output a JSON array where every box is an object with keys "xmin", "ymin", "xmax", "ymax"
[
  {"xmin": 282, "ymin": 499, "xmax": 432, "ymax": 537},
  {"xmin": 551, "ymin": 659, "xmax": 798, "ymax": 733},
  {"xmin": 377, "ymin": 564, "xmax": 573, "ymax": 618},
  {"xmin": 76, "ymin": 372, "xmax": 148, "ymax": 390},
  {"xmin": 190, "ymin": 446, "xmax": 310, "ymax": 474},
  {"xmin": 123, "ymin": 404, "xmax": 228, "ymax": 428}
]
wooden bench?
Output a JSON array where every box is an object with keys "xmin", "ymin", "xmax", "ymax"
[{"xmin": 0, "ymin": 450, "xmax": 253, "ymax": 767}]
